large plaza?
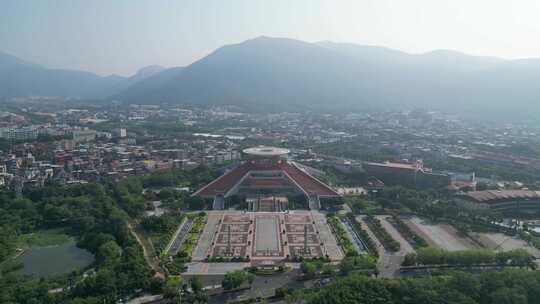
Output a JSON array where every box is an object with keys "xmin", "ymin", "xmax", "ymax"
[
  {"xmin": 191, "ymin": 210, "xmax": 344, "ymax": 264},
  {"xmin": 190, "ymin": 146, "xmax": 344, "ymax": 266}
]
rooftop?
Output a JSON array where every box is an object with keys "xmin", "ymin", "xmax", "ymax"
[
  {"xmin": 365, "ymin": 161, "xmax": 419, "ymax": 170},
  {"xmin": 461, "ymin": 190, "xmax": 540, "ymax": 203},
  {"xmin": 243, "ymin": 146, "xmax": 290, "ymax": 157},
  {"xmin": 193, "ymin": 160, "xmax": 337, "ymax": 198}
]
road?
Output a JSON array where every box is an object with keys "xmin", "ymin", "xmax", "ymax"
[
  {"xmin": 167, "ymin": 218, "xmax": 193, "ymax": 256},
  {"xmin": 341, "ymin": 217, "xmax": 367, "ymax": 253},
  {"xmin": 206, "ymin": 269, "xmax": 302, "ymax": 304},
  {"xmin": 355, "ymin": 215, "xmax": 403, "ymax": 278},
  {"xmin": 183, "ymin": 262, "xmax": 249, "ymax": 275}
]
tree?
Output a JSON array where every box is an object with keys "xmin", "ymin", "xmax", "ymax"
[
  {"xmin": 300, "ymin": 261, "xmax": 317, "ymax": 279},
  {"xmin": 402, "ymin": 252, "xmax": 418, "ymax": 266},
  {"xmin": 322, "ymin": 264, "xmax": 334, "ymax": 276},
  {"xmin": 340, "ymin": 255, "xmax": 377, "ymax": 275},
  {"xmin": 505, "ymin": 248, "xmax": 537, "ymax": 270},
  {"xmin": 157, "ymin": 188, "xmax": 176, "ymax": 200},
  {"xmin": 186, "ymin": 196, "xmax": 206, "ymax": 210},
  {"xmin": 490, "ymin": 287, "xmax": 528, "ymax": 304},
  {"xmin": 222, "ymin": 270, "xmax": 252, "ymax": 290},
  {"xmin": 96, "ymin": 240, "xmax": 121, "ymax": 266},
  {"xmin": 312, "ymin": 275, "xmax": 393, "ymax": 304},
  {"xmin": 163, "ymin": 277, "xmax": 183, "ymax": 303},
  {"xmin": 416, "ymin": 247, "xmax": 445, "ymax": 265},
  {"xmin": 190, "ymin": 277, "xmax": 203, "ymax": 293}
]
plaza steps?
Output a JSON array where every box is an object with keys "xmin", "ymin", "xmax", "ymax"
[
  {"xmin": 308, "ymin": 195, "xmax": 321, "ymax": 210},
  {"xmin": 212, "ymin": 195, "xmax": 225, "ymax": 210}
]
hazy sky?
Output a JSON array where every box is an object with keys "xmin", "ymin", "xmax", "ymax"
[{"xmin": 2, "ymin": 0, "xmax": 540, "ymax": 76}]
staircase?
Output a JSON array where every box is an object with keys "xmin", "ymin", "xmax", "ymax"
[
  {"xmin": 212, "ymin": 195, "xmax": 225, "ymax": 210},
  {"xmin": 308, "ymin": 195, "xmax": 321, "ymax": 210}
]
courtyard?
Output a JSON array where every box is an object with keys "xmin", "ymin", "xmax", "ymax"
[{"xmin": 191, "ymin": 210, "xmax": 344, "ymax": 264}]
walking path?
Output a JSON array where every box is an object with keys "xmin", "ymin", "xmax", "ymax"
[
  {"xmin": 356, "ymin": 215, "xmax": 404, "ymax": 278},
  {"xmin": 312, "ymin": 211, "xmax": 344, "ymax": 260},
  {"xmin": 192, "ymin": 212, "xmax": 222, "ymax": 261},
  {"xmin": 127, "ymin": 221, "xmax": 165, "ymax": 278}
]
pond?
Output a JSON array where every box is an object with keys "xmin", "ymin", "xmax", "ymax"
[{"xmin": 16, "ymin": 239, "xmax": 94, "ymax": 277}]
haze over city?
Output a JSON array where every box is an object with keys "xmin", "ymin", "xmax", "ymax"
[
  {"xmin": 2, "ymin": 1, "xmax": 540, "ymax": 304},
  {"xmin": 3, "ymin": 0, "xmax": 540, "ymax": 75}
]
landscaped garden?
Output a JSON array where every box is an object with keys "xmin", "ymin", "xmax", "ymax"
[
  {"xmin": 364, "ymin": 215, "xmax": 400, "ymax": 252},
  {"xmin": 327, "ymin": 215, "xmax": 358, "ymax": 256}
]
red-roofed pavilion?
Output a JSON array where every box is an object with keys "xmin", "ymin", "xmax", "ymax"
[{"xmin": 193, "ymin": 146, "xmax": 338, "ymax": 210}]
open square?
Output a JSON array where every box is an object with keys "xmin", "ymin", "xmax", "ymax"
[
  {"xmin": 254, "ymin": 215, "xmax": 281, "ymax": 253},
  {"xmin": 285, "ymin": 223, "xmax": 315, "ymax": 233},
  {"xmin": 220, "ymin": 223, "xmax": 250, "ymax": 233},
  {"xmin": 216, "ymin": 233, "xmax": 248, "ymax": 244},
  {"xmin": 287, "ymin": 233, "xmax": 319, "ymax": 245},
  {"xmin": 213, "ymin": 245, "xmax": 247, "ymax": 257},
  {"xmin": 191, "ymin": 210, "xmax": 344, "ymax": 264}
]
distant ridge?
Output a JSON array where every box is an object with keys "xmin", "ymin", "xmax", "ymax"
[
  {"xmin": 0, "ymin": 51, "xmax": 168, "ymax": 99},
  {"xmin": 2, "ymin": 37, "xmax": 540, "ymax": 120},
  {"xmin": 117, "ymin": 36, "xmax": 540, "ymax": 120}
]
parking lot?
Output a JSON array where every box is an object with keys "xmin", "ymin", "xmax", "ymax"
[
  {"xmin": 405, "ymin": 216, "xmax": 479, "ymax": 251},
  {"xmin": 471, "ymin": 232, "xmax": 540, "ymax": 258}
]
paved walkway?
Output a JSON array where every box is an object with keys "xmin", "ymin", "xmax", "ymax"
[
  {"xmin": 192, "ymin": 212, "xmax": 222, "ymax": 260},
  {"xmin": 183, "ymin": 262, "xmax": 250, "ymax": 275},
  {"xmin": 255, "ymin": 217, "xmax": 280, "ymax": 252},
  {"xmin": 311, "ymin": 211, "xmax": 344, "ymax": 260}
]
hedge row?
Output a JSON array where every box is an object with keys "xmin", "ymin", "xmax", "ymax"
[
  {"xmin": 403, "ymin": 247, "xmax": 536, "ymax": 269},
  {"xmin": 390, "ymin": 215, "xmax": 428, "ymax": 249},
  {"xmin": 156, "ymin": 214, "xmax": 186, "ymax": 255},
  {"xmin": 327, "ymin": 215, "xmax": 358, "ymax": 256},
  {"xmin": 163, "ymin": 213, "xmax": 207, "ymax": 274},
  {"xmin": 364, "ymin": 215, "xmax": 400, "ymax": 252},
  {"xmin": 178, "ymin": 213, "xmax": 207, "ymax": 260},
  {"xmin": 346, "ymin": 213, "xmax": 379, "ymax": 258}
]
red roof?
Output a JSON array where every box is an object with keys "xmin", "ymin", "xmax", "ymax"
[
  {"xmin": 193, "ymin": 162, "xmax": 253, "ymax": 197},
  {"xmin": 246, "ymin": 178, "xmax": 291, "ymax": 188},
  {"xmin": 193, "ymin": 161, "xmax": 338, "ymax": 198},
  {"xmin": 462, "ymin": 190, "xmax": 540, "ymax": 203},
  {"xmin": 280, "ymin": 162, "xmax": 338, "ymax": 197}
]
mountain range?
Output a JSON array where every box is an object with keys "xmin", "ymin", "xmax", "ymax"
[
  {"xmin": 2, "ymin": 37, "xmax": 540, "ymax": 119},
  {"xmin": 0, "ymin": 51, "xmax": 164, "ymax": 100}
]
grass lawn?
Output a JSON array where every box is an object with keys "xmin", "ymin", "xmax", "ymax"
[{"xmin": 16, "ymin": 229, "xmax": 73, "ymax": 248}]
